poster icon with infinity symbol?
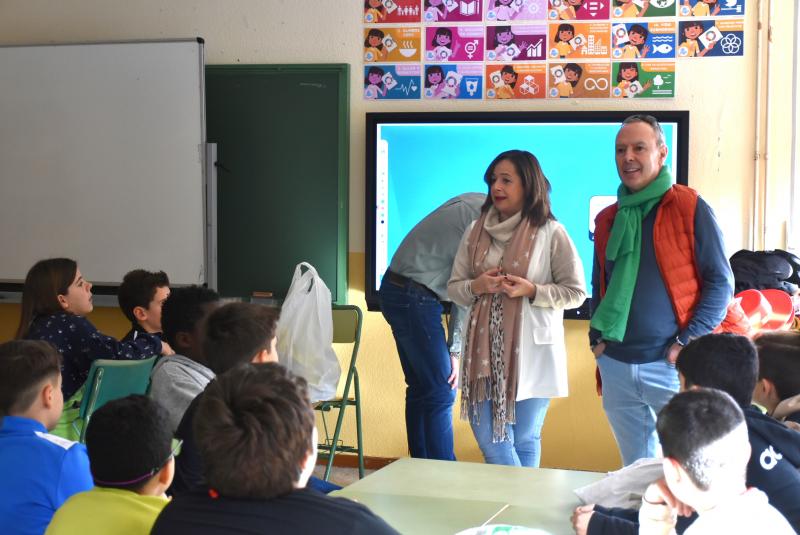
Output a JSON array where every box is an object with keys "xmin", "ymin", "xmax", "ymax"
[
  {"xmin": 611, "ymin": 60, "xmax": 675, "ymax": 98},
  {"xmin": 425, "ymin": 25, "xmax": 486, "ymax": 61},
  {"xmin": 548, "ymin": 61, "xmax": 611, "ymax": 98}
]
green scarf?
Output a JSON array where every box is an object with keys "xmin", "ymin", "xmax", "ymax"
[{"xmin": 590, "ymin": 166, "xmax": 673, "ymax": 342}]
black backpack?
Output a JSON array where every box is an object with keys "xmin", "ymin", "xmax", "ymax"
[{"xmin": 729, "ymin": 249, "xmax": 800, "ymax": 295}]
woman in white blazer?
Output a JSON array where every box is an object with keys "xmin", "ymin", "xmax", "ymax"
[{"xmin": 448, "ymin": 149, "xmax": 586, "ymax": 467}]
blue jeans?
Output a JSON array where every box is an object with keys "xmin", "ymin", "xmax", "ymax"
[
  {"xmin": 470, "ymin": 397, "xmax": 551, "ymax": 467},
  {"xmin": 379, "ymin": 277, "xmax": 456, "ymax": 460},
  {"xmin": 596, "ymin": 354, "xmax": 680, "ymax": 466}
]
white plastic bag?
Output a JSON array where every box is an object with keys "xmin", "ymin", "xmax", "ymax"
[{"xmin": 276, "ymin": 262, "xmax": 341, "ymax": 402}]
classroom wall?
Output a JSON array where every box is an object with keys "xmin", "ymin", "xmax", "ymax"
[{"xmin": 0, "ymin": 0, "xmax": 794, "ymax": 471}]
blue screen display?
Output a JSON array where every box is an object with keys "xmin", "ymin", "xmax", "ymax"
[{"xmin": 373, "ymin": 121, "xmax": 680, "ymax": 306}]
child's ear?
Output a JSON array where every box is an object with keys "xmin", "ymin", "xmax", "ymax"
[
  {"xmin": 662, "ymin": 457, "xmax": 684, "ymax": 486},
  {"xmin": 41, "ymin": 381, "xmax": 55, "ymax": 409},
  {"xmin": 132, "ymin": 306, "xmax": 148, "ymax": 323},
  {"xmin": 174, "ymin": 331, "xmax": 193, "ymax": 348},
  {"xmin": 56, "ymin": 294, "xmax": 69, "ymax": 310},
  {"xmin": 158, "ymin": 456, "xmax": 175, "ymax": 491}
]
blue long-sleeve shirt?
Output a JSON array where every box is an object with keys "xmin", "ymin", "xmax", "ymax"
[
  {"xmin": 589, "ymin": 196, "xmax": 733, "ymax": 364},
  {"xmin": 26, "ymin": 312, "xmax": 162, "ymax": 399}
]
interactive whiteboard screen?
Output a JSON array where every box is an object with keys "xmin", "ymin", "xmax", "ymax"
[{"xmin": 365, "ymin": 111, "xmax": 689, "ymax": 316}]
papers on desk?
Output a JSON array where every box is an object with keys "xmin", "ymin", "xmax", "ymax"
[
  {"xmin": 456, "ymin": 526, "xmax": 552, "ymax": 535},
  {"xmin": 573, "ymin": 457, "xmax": 664, "ymax": 509}
]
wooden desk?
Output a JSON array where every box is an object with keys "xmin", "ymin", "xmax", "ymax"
[{"xmin": 333, "ymin": 458, "xmax": 603, "ymax": 535}]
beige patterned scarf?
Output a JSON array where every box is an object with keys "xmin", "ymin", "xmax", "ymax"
[{"xmin": 461, "ymin": 207, "xmax": 536, "ymax": 442}]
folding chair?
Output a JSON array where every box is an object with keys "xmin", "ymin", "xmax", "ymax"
[
  {"xmin": 315, "ymin": 304, "xmax": 365, "ymax": 481},
  {"xmin": 74, "ymin": 356, "xmax": 158, "ymax": 443}
]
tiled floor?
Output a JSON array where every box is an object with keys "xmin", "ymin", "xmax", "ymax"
[{"xmin": 312, "ymin": 464, "xmax": 376, "ymax": 487}]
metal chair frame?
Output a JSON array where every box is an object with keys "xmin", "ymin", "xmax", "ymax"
[{"xmin": 315, "ymin": 304, "xmax": 365, "ymax": 481}]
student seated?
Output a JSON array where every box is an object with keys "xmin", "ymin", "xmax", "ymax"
[
  {"xmin": 148, "ymin": 285, "xmax": 220, "ymax": 433},
  {"xmin": 639, "ymin": 388, "xmax": 794, "ymax": 534},
  {"xmin": 117, "ymin": 269, "xmax": 170, "ymax": 342},
  {"xmin": 152, "ymin": 363, "xmax": 399, "ymax": 535},
  {"xmin": 572, "ymin": 333, "xmax": 800, "ymax": 534},
  {"xmin": 753, "ymin": 331, "xmax": 800, "ymax": 428},
  {"xmin": 0, "ymin": 340, "xmax": 93, "ymax": 535},
  {"xmin": 170, "ymin": 302, "xmax": 339, "ymax": 496},
  {"xmin": 45, "ymin": 395, "xmax": 173, "ymax": 534},
  {"xmin": 16, "ymin": 259, "xmax": 170, "ymax": 407}
]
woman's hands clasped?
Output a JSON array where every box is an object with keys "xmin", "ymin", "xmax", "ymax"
[{"xmin": 472, "ymin": 268, "xmax": 536, "ymax": 300}]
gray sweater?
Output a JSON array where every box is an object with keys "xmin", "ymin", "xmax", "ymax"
[{"xmin": 149, "ymin": 354, "xmax": 215, "ymax": 434}]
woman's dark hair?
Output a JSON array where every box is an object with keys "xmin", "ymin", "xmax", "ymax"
[
  {"xmin": 555, "ymin": 23, "xmax": 575, "ymax": 43},
  {"xmin": 16, "ymin": 258, "xmax": 77, "ymax": 338},
  {"xmin": 432, "ymin": 27, "xmax": 453, "ymax": 47},
  {"xmin": 627, "ymin": 24, "xmax": 649, "ymax": 52},
  {"xmin": 501, "ymin": 65, "xmax": 517, "ymax": 88},
  {"xmin": 364, "ymin": 28, "xmax": 385, "ymax": 50},
  {"xmin": 616, "ymin": 61, "xmax": 639, "ymax": 83},
  {"xmin": 564, "ymin": 63, "xmax": 583, "ymax": 87},
  {"xmin": 425, "ymin": 65, "xmax": 445, "ymax": 87},
  {"xmin": 481, "ymin": 150, "xmax": 555, "ymax": 226},
  {"xmin": 365, "ymin": 66, "xmax": 385, "ymax": 88}
]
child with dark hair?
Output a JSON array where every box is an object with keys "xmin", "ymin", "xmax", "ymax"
[
  {"xmin": 0, "ymin": 340, "xmax": 93, "ymax": 534},
  {"xmin": 573, "ymin": 333, "xmax": 800, "ymax": 535},
  {"xmin": 46, "ymin": 395, "xmax": 175, "ymax": 534},
  {"xmin": 118, "ymin": 269, "xmax": 170, "ymax": 342},
  {"xmin": 364, "ymin": 28, "xmax": 388, "ymax": 62},
  {"xmin": 615, "ymin": 62, "xmax": 652, "ymax": 97},
  {"xmin": 364, "ymin": 66, "xmax": 388, "ymax": 99},
  {"xmin": 170, "ymin": 302, "xmax": 279, "ymax": 495},
  {"xmin": 554, "ymin": 23, "xmax": 576, "ymax": 58},
  {"xmin": 754, "ymin": 331, "xmax": 800, "ymax": 428},
  {"xmin": 170, "ymin": 303, "xmax": 340, "ymax": 497},
  {"xmin": 152, "ymin": 364, "xmax": 399, "ymax": 535},
  {"xmin": 17, "ymin": 259, "xmax": 168, "ymax": 404},
  {"xmin": 617, "ymin": 24, "xmax": 649, "ymax": 59},
  {"xmin": 555, "ymin": 63, "xmax": 582, "ymax": 98},
  {"xmin": 679, "ymin": 20, "xmax": 715, "ymax": 57},
  {"xmin": 496, "ymin": 65, "xmax": 517, "ymax": 99},
  {"xmin": 640, "ymin": 388, "xmax": 793, "ymax": 534},
  {"xmin": 148, "ymin": 285, "xmax": 220, "ymax": 433}
]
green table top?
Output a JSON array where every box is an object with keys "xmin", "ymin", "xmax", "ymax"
[{"xmin": 333, "ymin": 458, "xmax": 604, "ymax": 535}]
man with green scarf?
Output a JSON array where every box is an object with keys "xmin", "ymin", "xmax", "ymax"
[{"xmin": 588, "ymin": 115, "xmax": 734, "ymax": 466}]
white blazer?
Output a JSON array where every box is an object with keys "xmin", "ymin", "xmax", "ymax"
[{"xmin": 448, "ymin": 218, "xmax": 586, "ymax": 399}]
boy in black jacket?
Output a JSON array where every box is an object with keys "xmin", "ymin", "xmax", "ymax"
[{"xmin": 573, "ymin": 333, "xmax": 800, "ymax": 535}]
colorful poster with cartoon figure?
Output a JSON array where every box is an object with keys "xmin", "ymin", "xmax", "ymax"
[
  {"xmin": 486, "ymin": 24, "xmax": 547, "ymax": 62},
  {"xmin": 486, "ymin": 0, "xmax": 548, "ymax": 22},
  {"xmin": 611, "ymin": 61, "xmax": 675, "ymax": 98},
  {"xmin": 364, "ymin": 65, "xmax": 422, "ymax": 100},
  {"xmin": 364, "ymin": 0, "xmax": 422, "ymax": 23},
  {"xmin": 548, "ymin": 0, "xmax": 610, "ymax": 21},
  {"xmin": 425, "ymin": 26, "xmax": 485, "ymax": 62},
  {"xmin": 679, "ymin": 0, "xmax": 745, "ymax": 17},
  {"xmin": 364, "ymin": 27, "xmax": 422, "ymax": 63},
  {"xmin": 424, "ymin": 0, "xmax": 483, "ymax": 23},
  {"xmin": 423, "ymin": 64, "xmax": 484, "ymax": 99},
  {"xmin": 677, "ymin": 18, "xmax": 743, "ymax": 58},
  {"xmin": 610, "ymin": 0, "xmax": 677, "ymax": 19},
  {"xmin": 611, "ymin": 21, "xmax": 676, "ymax": 59},
  {"xmin": 486, "ymin": 63, "xmax": 546, "ymax": 98},
  {"xmin": 548, "ymin": 22, "xmax": 610, "ymax": 60},
  {"xmin": 547, "ymin": 62, "xmax": 610, "ymax": 98}
]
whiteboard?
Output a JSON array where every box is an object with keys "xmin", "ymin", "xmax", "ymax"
[{"xmin": 0, "ymin": 39, "xmax": 206, "ymax": 285}]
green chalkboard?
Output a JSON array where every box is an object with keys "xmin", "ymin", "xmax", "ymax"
[{"xmin": 206, "ymin": 64, "xmax": 349, "ymax": 303}]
